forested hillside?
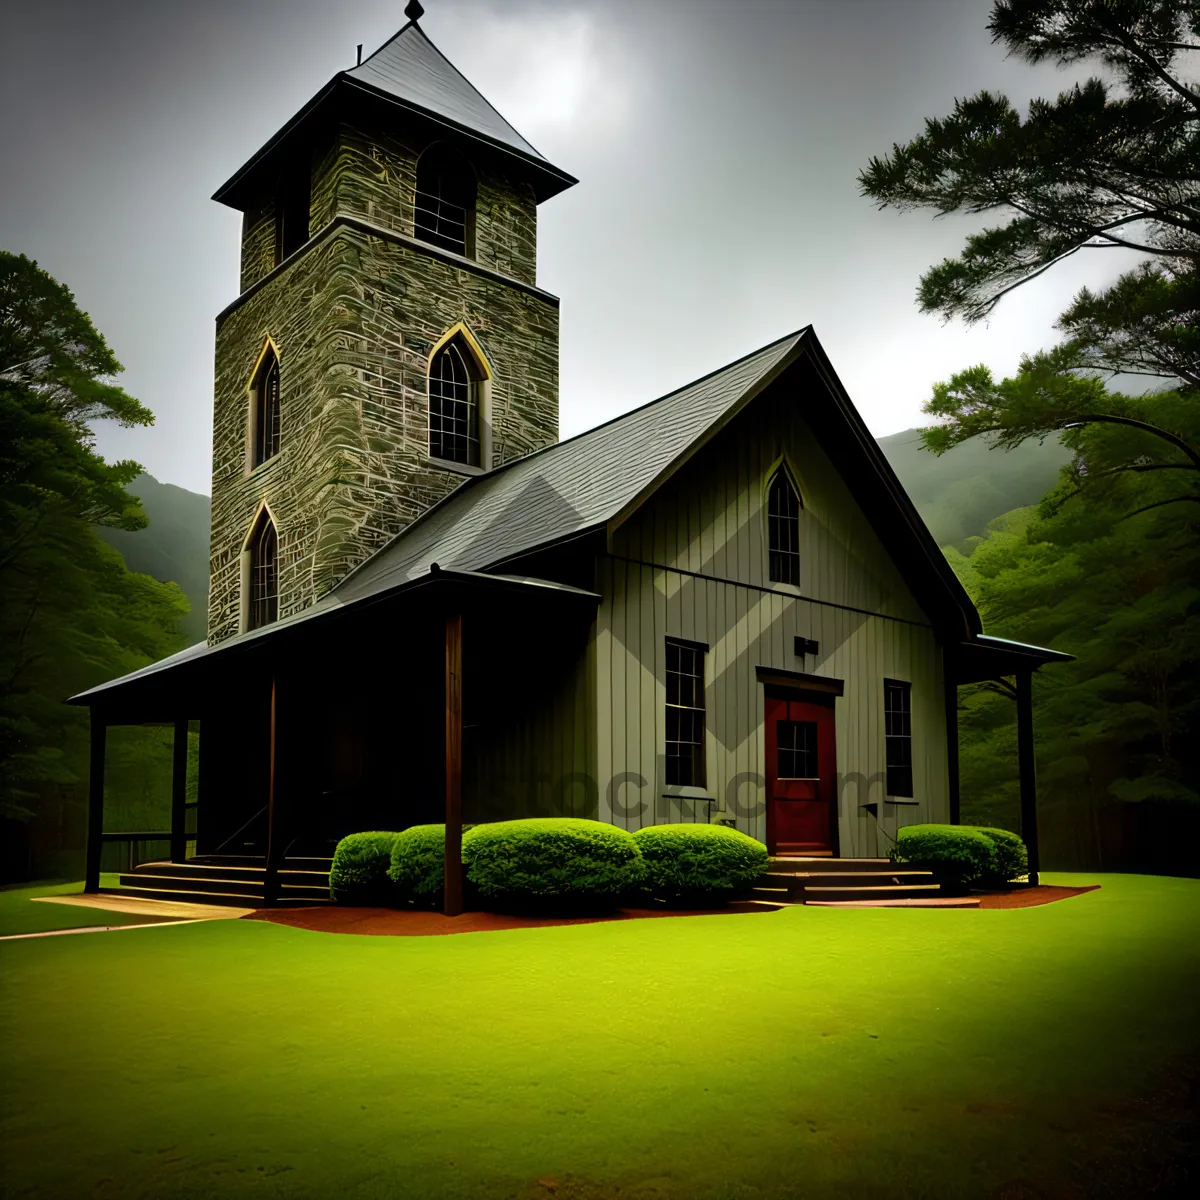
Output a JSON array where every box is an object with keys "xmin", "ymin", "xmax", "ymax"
[
  {"xmin": 877, "ymin": 427, "xmax": 1069, "ymax": 546},
  {"xmin": 98, "ymin": 474, "xmax": 210, "ymax": 645}
]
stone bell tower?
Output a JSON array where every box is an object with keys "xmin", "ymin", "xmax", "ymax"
[{"xmin": 205, "ymin": 2, "xmax": 576, "ymax": 643}]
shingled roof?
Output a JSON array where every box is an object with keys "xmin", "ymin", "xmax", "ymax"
[
  {"xmin": 346, "ymin": 20, "xmax": 547, "ymax": 165},
  {"xmin": 213, "ymin": 17, "xmax": 576, "ymax": 209},
  {"xmin": 332, "ymin": 329, "xmax": 804, "ymax": 605}
]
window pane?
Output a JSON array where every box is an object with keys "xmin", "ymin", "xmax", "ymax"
[
  {"xmin": 777, "ymin": 720, "xmax": 818, "ymax": 778},
  {"xmin": 429, "ymin": 341, "xmax": 479, "ymax": 465},
  {"xmin": 249, "ymin": 520, "xmax": 278, "ymax": 630},
  {"xmin": 884, "ymin": 680, "xmax": 913, "ymax": 797},
  {"xmin": 253, "ymin": 354, "xmax": 281, "ymax": 467},
  {"xmin": 665, "ymin": 638, "xmax": 706, "ymax": 787},
  {"xmin": 767, "ymin": 470, "xmax": 801, "ymax": 585}
]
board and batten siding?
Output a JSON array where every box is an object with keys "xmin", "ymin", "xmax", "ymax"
[{"xmin": 593, "ymin": 385, "xmax": 950, "ymax": 858}]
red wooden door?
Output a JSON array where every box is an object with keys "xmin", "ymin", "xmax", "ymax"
[{"xmin": 765, "ymin": 692, "xmax": 837, "ymax": 855}]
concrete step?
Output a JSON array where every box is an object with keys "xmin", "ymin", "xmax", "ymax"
[
  {"xmin": 749, "ymin": 885, "xmax": 792, "ymax": 902},
  {"xmin": 102, "ymin": 884, "xmax": 265, "ymax": 909},
  {"xmin": 108, "ymin": 884, "xmax": 330, "ymax": 909},
  {"xmin": 188, "ymin": 854, "xmax": 333, "ymax": 872},
  {"xmin": 120, "ymin": 871, "xmax": 264, "ymax": 898},
  {"xmin": 761, "ymin": 870, "xmax": 934, "ymax": 889},
  {"xmin": 803, "ymin": 884, "xmax": 942, "ymax": 903},
  {"xmin": 132, "ymin": 861, "xmax": 330, "ymax": 887},
  {"xmin": 767, "ymin": 857, "xmax": 894, "ymax": 875}
]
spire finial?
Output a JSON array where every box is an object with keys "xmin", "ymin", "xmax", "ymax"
[{"xmin": 405, "ymin": 1, "xmax": 425, "ymax": 21}]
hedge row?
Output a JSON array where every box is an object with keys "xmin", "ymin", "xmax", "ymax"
[
  {"xmin": 329, "ymin": 819, "xmax": 769, "ymax": 910},
  {"xmin": 890, "ymin": 823, "xmax": 1029, "ymax": 888}
]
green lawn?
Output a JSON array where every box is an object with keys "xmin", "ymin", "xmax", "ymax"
[
  {"xmin": 0, "ymin": 875, "xmax": 163, "ymax": 937},
  {"xmin": 1, "ymin": 874, "xmax": 1197, "ymax": 1199}
]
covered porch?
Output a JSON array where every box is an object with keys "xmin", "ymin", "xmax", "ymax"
[
  {"xmin": 70, "ymin": 567, "xmax": 601, "ymax": 913},
  {"xmin": 945, "ymin": 633, "xmax": 1075, "ymax": 887}
]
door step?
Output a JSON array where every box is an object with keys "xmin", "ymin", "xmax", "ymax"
[
  {"xmin": 802, "ymin": 884, "xmax": 942, "ymax": 902},
  {"xmin": 115, "ymin": 857, "xmax": 332, "ymax": 908},
  {"xmin": 767, "ymin": 857, "xmax": 894, "ymax": 874}
]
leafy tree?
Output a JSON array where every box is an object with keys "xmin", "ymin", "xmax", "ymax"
[
  {"xmin": 944, "ymin": 389, "xmax": 1200, "ymax": 870},
  {"xmin": 0, "ymin": 253, "xmax": 186, "ymax": 874},
  {"xmin": 860, "ymin": 0, "xmax": 1199, "ymax": 390},
  {"xmin": 925, "ymin": 352, "xmax": 1199, "ymax": 517}
]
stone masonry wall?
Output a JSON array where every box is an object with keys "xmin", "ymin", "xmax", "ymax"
[
  {"xmin": 240, "ymin": 123, "xmax": 539, "ymax": 290},
  {"xmin": 209, "ymin": 223, "xmax": 560, "ymax": 643},
  {"xmin": 240, "ymin": 205, "xmax": 277, "ymax": 293}
]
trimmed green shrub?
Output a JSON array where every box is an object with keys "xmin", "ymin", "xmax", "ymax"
[
  {"xmin": 329, "ymin": 831, "xmax": 400, "ymax": 904},
  {"xmin": 388, "ymin": 824, "xmax": 447, "ymax": 907},
  {"xmin": 633, "ymin": 823, "xmax": 769, "ymax": 906},
  {"xmin": 462, "ymin": 818, "xmax": 643, "ymax": 911},
  {"xmin": 890, "ymin": 823, "xmax": 1029, "ymax": 888},
  {"xmin": 972, "ymin": 826, "xmax": 1029, "ymax": 886}
]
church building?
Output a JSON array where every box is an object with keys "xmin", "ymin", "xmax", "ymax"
[{"xmin": 72, "ymin": 5, "xmax": 1068, "ymax": 906}]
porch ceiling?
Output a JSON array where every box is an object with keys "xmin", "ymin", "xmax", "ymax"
[
  {"xmin": 950, "ymin": 634, "xmax": 1074, "ymax": 685},
  {"xmin": 67, "ymin": 567, "xmax": 600, "ymax": 721}
]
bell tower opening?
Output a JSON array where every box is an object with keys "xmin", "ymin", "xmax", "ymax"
[{"xmin": 414, "ymin": 142, "xmax": 476, "ymax": 257}]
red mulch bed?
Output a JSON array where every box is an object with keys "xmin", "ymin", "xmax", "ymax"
[
  {"xmin": 975, "ymin": 883, "xmax": 1101, "ymax": 909},
  {"xmin": 245, "ymin": 900, "xmax": 777, "ymax": 937}
]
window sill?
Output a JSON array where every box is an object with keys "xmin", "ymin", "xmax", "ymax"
[
  {"xmin": 427, "ymin": 456, "xmax": 486, "ymax": 477},
  {"xmin": 661, "ymin": 787, "xmax": 715, "ymax": 801},
  {"xmin": 885, "ymin": 798, "xmax": 920, "ymax": 806},
  {"xmin": 245, "ymin": 455, "xmax": 280, "ymax": 480}
]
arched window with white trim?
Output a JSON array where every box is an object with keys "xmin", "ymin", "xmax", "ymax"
[
  {"xmin": 428, "ymin": 335, "xmax": 483, "ymax": 466},
  {"xmin": 767, "ymin": 467, "xmax": 802, "ymax": 586},
  {"xmin": 247, "ymin": 510, "xmax": 279, "ymax": 630},
  {"xmin": 250, "ymin": 345, "xmax": 281, "ymax": 468}
]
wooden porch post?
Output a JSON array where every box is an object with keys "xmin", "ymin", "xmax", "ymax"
[
  {"xmin": 444, "ymin": 613, "xmax": 464, "ymax": 917},
  {"xmin": 1015, "ymin": 669, "xmax": 1041, "ymax": 887},
  {"xmin": 264, "ymin": 676, "xmax": 281, "ymax": 906},
  {"xmin": 84, "ymin": 713, "xmax": 106, "ymax": 893},
  {"xmin": 944, "ymin": 662, "xmax": 961, "ymax": 825},
  {"xmin": 170, "ymin": 717, "xmax": 189, "ymax": 863}
]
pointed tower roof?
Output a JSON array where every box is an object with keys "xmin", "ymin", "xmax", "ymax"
[
  {"xmin": 346, "ymin": 20, "xmax": 545, "ymax": 164},
  {"xmin": 213, "ymin": 14, "xmax": 575, "ymax": 210}
]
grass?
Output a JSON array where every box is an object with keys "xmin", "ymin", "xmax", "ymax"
[
  {"xmin": 1, "ymin": 873, "xmax": 1197, "ymax": 1199},
  {"xmin": 0, "ymin": 875, "xmax": 158, "ymax": 937}
]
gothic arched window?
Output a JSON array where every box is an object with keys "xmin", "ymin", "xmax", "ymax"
[
  {"xmin": 414, "ymin": 143, "xmax": 476, "ymax": 257},
  {"xmin": 428, "ymin": 336, "xmax": 482, "ymax": 466},
  {"xmin": 251, "ymin": 346, "xmax": 281, "ymax": 468},
  {"xmin": 767, "ymin": 467, "xmax": 802, "ymax": 586},
  {"xmin": 247, "ymin": 511, "xmax": 279, "ymax": 630}
]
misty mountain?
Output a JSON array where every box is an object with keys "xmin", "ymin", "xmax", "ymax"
[
  {"xmin": 876, "ymin": 428, "xmax": 1070, "ymax": 548},
  {"xmin": 98, "ymin": 474, "xmax": 210, "ymax": 646}
]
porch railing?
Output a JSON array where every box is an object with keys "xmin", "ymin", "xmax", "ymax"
[{"xmin": 99, "ymin": 831, "xmax": 172, "ymax": 874}]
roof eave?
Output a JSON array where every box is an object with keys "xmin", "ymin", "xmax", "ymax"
[
  {"xmin": 67, "ymin": 568, "xmax": 599, "ymax": 707},
  {"xmin": 212, "ymin": 74, "xmax": 577, "ymax": 211}
]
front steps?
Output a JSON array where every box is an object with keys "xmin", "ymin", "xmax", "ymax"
[
  {"xmin": 104, "ymin": 855, "xmax": 332, "ymax": 908},
  {"xmin": 751, "ymin": 856, "xmax": 945, "ymax": 906}
]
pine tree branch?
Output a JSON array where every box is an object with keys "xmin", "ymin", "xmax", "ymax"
[
  {"xmin": 1058, "ymin": 414, "xmax": 1200, "ymax": 469},
  {"xmin": 1116, "ymin": 495, "xmax": 1200, "ymax": 521},
  {"xmin": 1095, "ymin": 10, "xmax": 1200, "ymax": 112}
]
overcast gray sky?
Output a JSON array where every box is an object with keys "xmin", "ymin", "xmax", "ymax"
[{"xmin": 0, "ymin": 0, "xmax": 1137, "ymax": 496}]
